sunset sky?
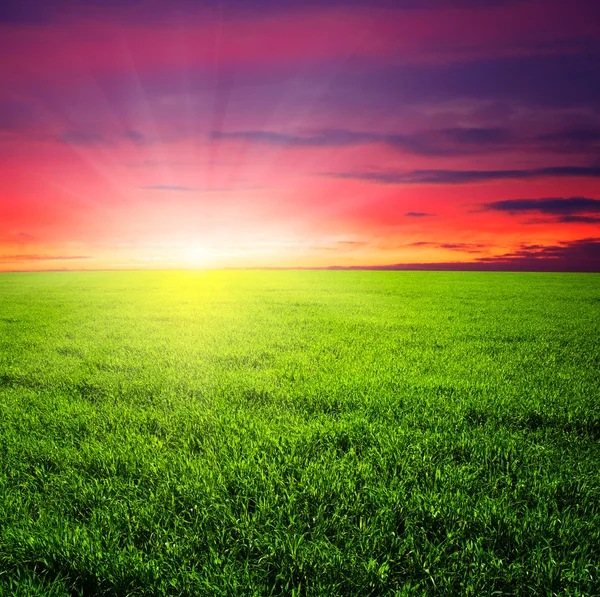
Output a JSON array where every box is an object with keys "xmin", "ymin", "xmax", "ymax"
[{"xmin": 1, "ymin": 0, "xmax": 599, "ymax": 271}]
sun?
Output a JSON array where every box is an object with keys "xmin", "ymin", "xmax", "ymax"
[{"xmin": 181, "ymin": 244, "xmax": 220, "ymax": 268}]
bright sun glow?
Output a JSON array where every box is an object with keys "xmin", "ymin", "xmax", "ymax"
[{"xmin": 180, "ymin": 244, "xmax": 221, "ymax": 268}]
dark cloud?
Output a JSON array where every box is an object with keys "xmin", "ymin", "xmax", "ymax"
[
  {"xmin": 57, "ymin": 130, "xmax": 107, "ymax": 146},
  {"xmin": 537, "ymin": 128, "xmax": 600, "ymax": 154},
  {"xmin": 539, "ymin": 129, "xmax": 600, "ymax": 144},
  {"xmin": 213, "ymin": 127, "xmax": 514, "ymax": 156},
  {"xmin": 473, "ymin": 238, "xmax": 600, "ymax": 271},
  {"xmin": 140, "ymin": 123, "xmax": 599, "ymax": 159},
  {"xmin": 211, "ymin": 129, "xmax": 371, "ymax": 147},
  {"xmin": 323, "ymin": 166, "xmax": 600, "ymax": 184},
  {"xmin": 382, "ymin": 127, "xmax": 514, "ymax": 156},
  {"xmin": 558, "ymin": 215, "xmax": 600, "ymax": 223},
  {"xmin": 14, "ymin": 53, "xmax": 600, "ymax": 150},
  {"xmin": 388, "ymin": 127, "xmax": 515, "ymax": 155},
  {"xmin": 0, "ymin": 2, "xmax": 60, "ymax": 24},
  {"xmin": 439, "ymin": 243, "xmax": 486, "ymax": 253},
  {"xmin": 485, "ymin": 196, "xmax": 600, "ymax": 215},
  {"xmin": 407, "ymin": 241, "xmax": 486, "ymax": 253},
  {"xmin": 323, "ymin": 238, "xmax": 600, "ymax": 271},
  {"xmin": 214, "ymin": 125, "xmax": 600, "ymax": 159},
  {"xmin": 0, "ymin": 0, "xmax": 524, "ymax": 25},
  {"xmin": 322, "ymin": 51, "xmax": 600, "ymax": 112},
  {"xmin": 4, "ymin": 2, "xmax": 600, "ymax": 134},
  {"xmin": 442, "ymin": 127, "xmax": 512, "ymax": 145},
  {"xmin": 122, "ymin": 130, "xmax": 150, "ymax": 145},
  {"xmin": 405, "ymin": 212, "xmax": 436, "ymax": 217},
  {"xmin": 383, "ymin": 127, "xmax": 589, "ymax": 157}
]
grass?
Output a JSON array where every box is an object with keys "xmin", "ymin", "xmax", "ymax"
[{"xmin": 0, "ymin": 270, "xmax": 598, "ymax": 596}]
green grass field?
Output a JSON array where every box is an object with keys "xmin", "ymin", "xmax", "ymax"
[{"xmin": 0, "ymin": 271, "xmax": 599, "ymax": 596}]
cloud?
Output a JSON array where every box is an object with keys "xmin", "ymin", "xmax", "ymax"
[
  {"xmin": 315, "ymin": 51, "xmax": 600, "ymax": 114},
  {"xmin": 384, "ymin": 128, "xmax": 515, "ymax": 156},
  {"xmin": 0, "ymin": 0, "xmax": 524, "ymax": 25},
  {"xmin": 212, "ymin": 127, "xmax": 514, "ymax": 156},
  {"xmin": 538, "ymin": 128, "xmax": 600, "ymax": 144},
  {"xmin": 0, "ymin": 1, "xmax": 59, "ymax": 24},
  {"xmin": 211, "ymin": 129, "xmax": 373, "ymax": 148},
  {"xmin": 484, "ymin": 196, "xmax": 600, "ymax": 223},
  {"xmin": 558, "ymin": 215, "xmax": 600, "ymax": 223},
  {"xmin": 442, "ymin": 127, "xmax": 512, "ymax": 144},
  {"xmin": 140, "ymin": 185, "xmax": 198, "ymax": 192},
  {"xmin": 439, "ymin": 243, "xmax": 486, "ymax": 253},
  {"xmin": 484, "ymin": 196, "xmax": 600, "ymax": 215},
  {"xmin": 9, "ymin": 45, "xmax": 599, "ymax": 149},
  {"xmin": 323, "ymin": 238, "xmax": 600, "ymax": 272},
  {"xmin": 323, "ymin": 166, "xmax": 600, "ymax": 185},
  {"xmin": 213, "ymin": 124, "xmax": 600, "ymax": 160},
  {"xmin": 57, "ymin": 130, "xmax": 107, "ymax": 146},
  {"xmin": 122, "ymin": 130, "xmax": 150, "ymax": 145},
  {"xmin": 407, "ymin": 241, "xmax": 487, "ymax": 253},
  {"xmin": 3, "ymin": 119, "xmax": 154, "ymax": 147},
  {"xmin": 473, "ymin": 237, "xmax": 600, "ymax": 270},
  {"xmin": 404, "ymin": 212, "xmax": 436, "ymax": 217},
  {"xmin": 536, "ymin": 128, "xmax": 600, "ymax": 154}
]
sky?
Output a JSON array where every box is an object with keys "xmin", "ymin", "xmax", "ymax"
[{"xmin": 1, "ymin": 0, "xmax": 599, "ymax": 271}]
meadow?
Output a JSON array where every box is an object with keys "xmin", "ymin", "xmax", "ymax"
[{"xmin": 0, "ymin": 270, "xmax": 598, "ymax": 596}]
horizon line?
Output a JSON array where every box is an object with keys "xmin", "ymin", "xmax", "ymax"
[{"xmin": 1, "ymin": 265, "xmax": 599, "ymax": 274}]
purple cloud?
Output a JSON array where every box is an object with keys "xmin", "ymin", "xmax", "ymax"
[
  {"xmin": 0, "ymin": 0, "xmax": 526, "ymax": 25},
  {"xmin": 324, "ymin": 166, "xmax": 600, "ymax": 184},
  {"xmin": 484, "ymin": 197, "xmax": 600, "ymax": 215},
  {"xmin": 323, "ymin": 238, "xmax": 600, "ymax": 272},
  {"xmin": 485, "ymin": 197, "xmax": 600, "ymax": 223},
  {"xmin": 213, "ymin": 127, "xmax": 514, "ymax": 156},
  {"xmin": 57, "ymin": 130, "xmax": 107, "ymax": 146}
]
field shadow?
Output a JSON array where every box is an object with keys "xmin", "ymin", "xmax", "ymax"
[
  {"xmin": 213, "ymin": 352, "xmax": 275, "ymax": 370},
  {"xmin": 56, "ymin": 346, "xmax": 85, "ymax": 359},
  {"xmin": 463, "ymin": 406, "xmax": 600, "ymax": 440},
  {"xmin": 241, "ymin": 387, "xmax": 274, "ymax": 407},
  {"xmin": 75, "ymin": 381, "xmax": 111, "ymax": 404},
  {"xmin": 0, "ymin": 372, "xmax": 39, "ymax": 390}
]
